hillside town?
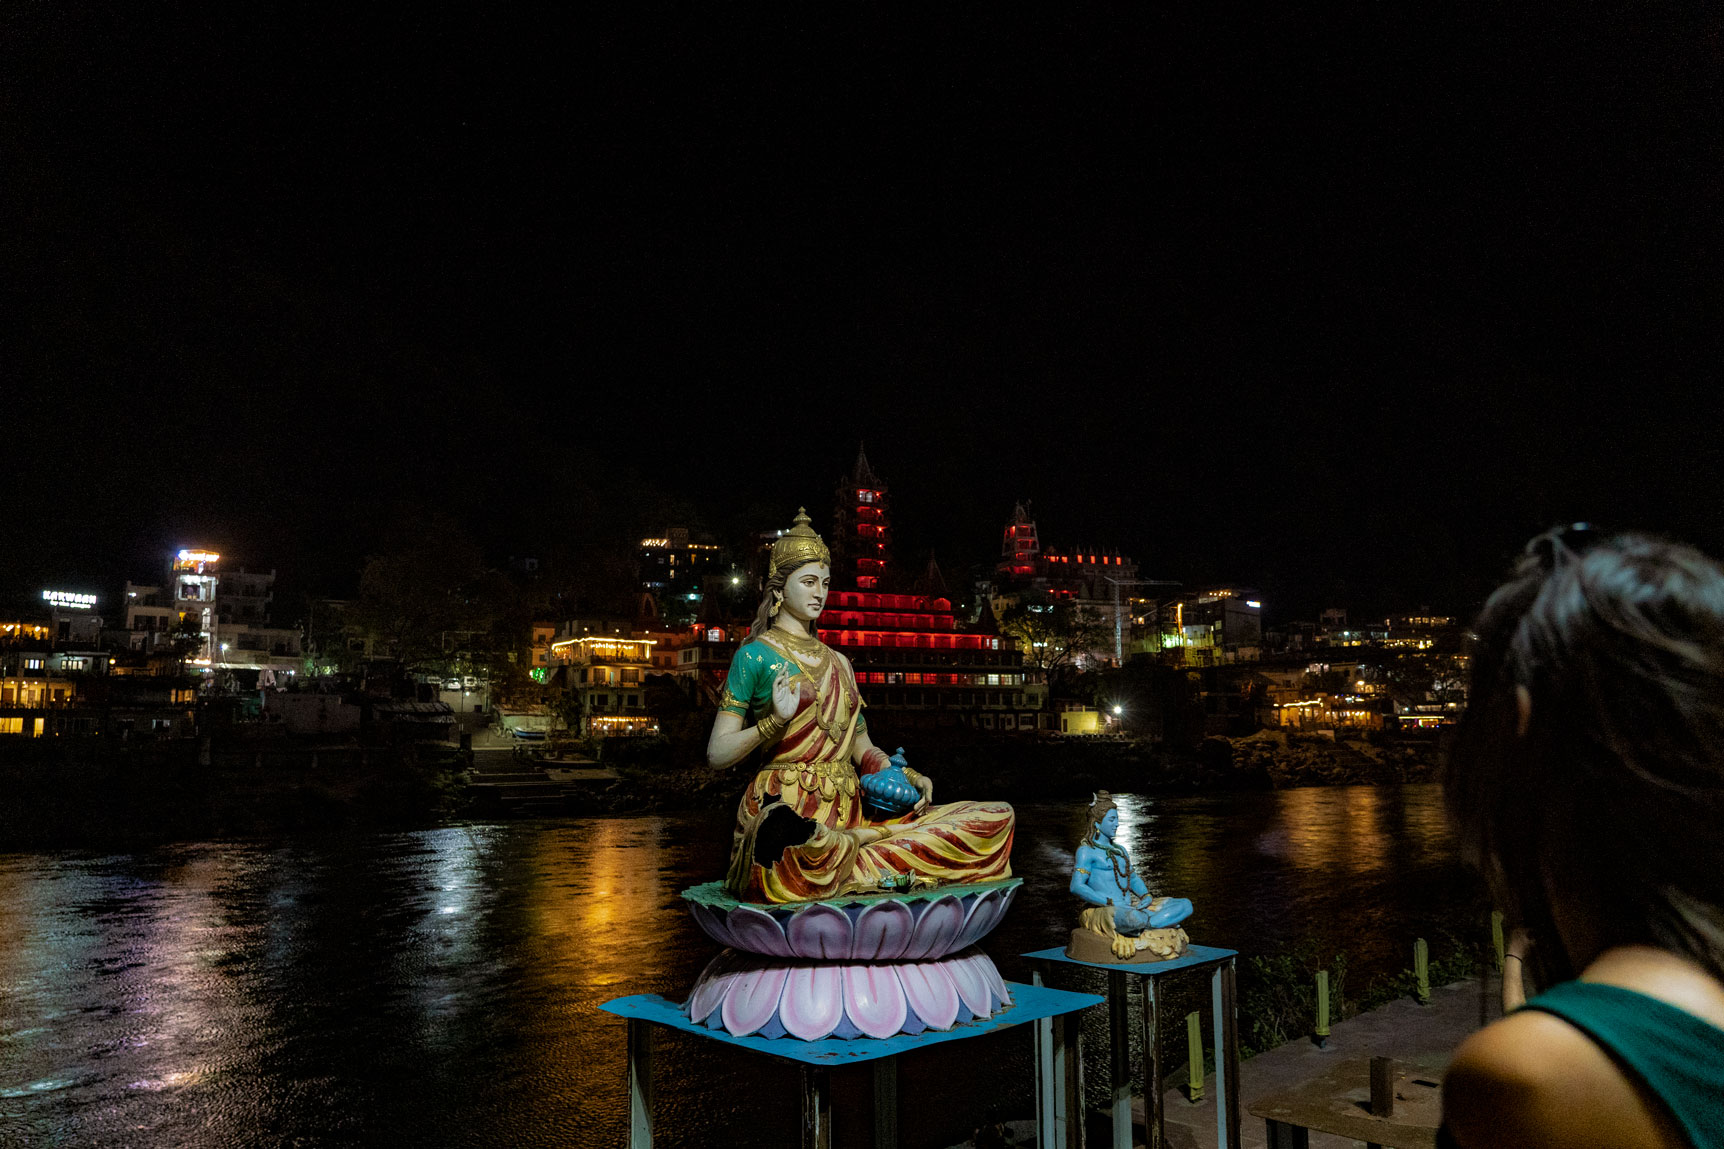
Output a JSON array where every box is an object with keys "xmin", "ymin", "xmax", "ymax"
[{"xmin": 1, "ymin": 450, "xmax": 1467, "ymax": 768}]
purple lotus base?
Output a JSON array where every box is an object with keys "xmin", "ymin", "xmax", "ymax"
[
  {"xmin": 682, "ymin": 878, "xmax": 1020, "ymax": 961},
  {"xmin": 685, "ymin": 946, "xmax": 1013, "ymax": 1041}
]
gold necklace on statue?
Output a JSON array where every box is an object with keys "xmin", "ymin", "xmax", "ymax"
[
  {"xmin": 764, "ymin": 628, "xmax": 849, "ymax": 743},
  {"xmin": 775, "ymin": 626, "xmax": 821, "ymax": 651}
]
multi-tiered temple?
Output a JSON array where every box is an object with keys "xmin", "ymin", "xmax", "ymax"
[{"xmin": 822, "ymin": 448, "xmax": 1046, "ymax": 734}]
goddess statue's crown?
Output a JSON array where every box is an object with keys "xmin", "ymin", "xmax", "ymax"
[{"xmin": 769, "ymin": 507, "xmax": 832, "ymax": 580}]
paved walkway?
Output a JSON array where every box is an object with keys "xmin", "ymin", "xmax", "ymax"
[
  {"xmin": 1153, "ymin": 972, "xmax": 1500, "ymax": 1149},
  {"xmin": 969, "ymin": 972, "xmax": 1502, "ymax": 1148}
]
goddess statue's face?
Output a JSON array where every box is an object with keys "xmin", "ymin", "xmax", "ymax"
[{"xmin": 779, "ymin": 562, "xmax": 830, "ymax": 626}]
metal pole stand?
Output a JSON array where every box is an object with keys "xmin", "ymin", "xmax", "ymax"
[{"xmin": 1024, "ymin": 945, "xmax": 1242, "ymax": 1149}]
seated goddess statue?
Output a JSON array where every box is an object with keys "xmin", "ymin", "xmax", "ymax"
[
  {"xmin": 708, "ymin": 509, "xmax": 1016, "ymax": 904},
  {"xmin": 1068, "ymin": 791, "xmax": 1193, "ymax": 963}
]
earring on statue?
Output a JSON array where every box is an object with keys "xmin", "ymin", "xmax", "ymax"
[{"xmin": 770, "ymin": 597, "xmax": 781, "ymax": 619}]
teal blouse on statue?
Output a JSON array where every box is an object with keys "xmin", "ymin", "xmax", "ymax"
[{"xmin": 718, "ymin": 635, "xmax": 868, "ymax": 733}]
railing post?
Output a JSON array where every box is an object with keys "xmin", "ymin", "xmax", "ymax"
[
  {"xmin": 1414, "ymin": 938, "xmax": 1431, "ymax": 1005},
  {"xmin": 1314, "ymin": 970, "xmax": 1330, "ymax": 1046},
  {"xmin": 1185, "ymin": 1011, "xmax": 1203, "ymax": 1104}
]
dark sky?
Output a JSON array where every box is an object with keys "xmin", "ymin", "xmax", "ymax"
[{"xmin": 4, "ymin": 7, "xmax": 1721, "ymax": 620}]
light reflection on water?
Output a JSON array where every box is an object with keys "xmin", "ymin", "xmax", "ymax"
[{"xmin": 0, "ymin": 784, "xmax": 1480, "ymax": 1148}]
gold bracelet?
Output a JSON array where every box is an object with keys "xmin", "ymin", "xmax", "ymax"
[
  {"xmin": 756, "ymin": 713, "xmax": 784, "ymax": 743},
  {"xmin": 902, "ymin": 766, "xmax": 926, "ymax": 785}
]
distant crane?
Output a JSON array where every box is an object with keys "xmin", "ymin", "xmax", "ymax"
[{"xmin": 1104, "ymin": 577, "xmax": 1180, "ymax": 665}]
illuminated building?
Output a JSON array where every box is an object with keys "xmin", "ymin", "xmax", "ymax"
[
  {"xmin": 1154, "ymin": 589, "xmax": 1264, "ymax": 666},
  {"xmin": 550, "ymin": 635, "xmax": 659, "ymax": 737},
  {"xmin": 638, "ymin": 527, "xmax": 727, "ymax": 622},
  {"xmin": 123, "ymin": 582, "xmax": 178, "ymax": 647},
  {"xmin": 0, "ymin": 648, "xmax": 57, "ymax": 713},
  {"xmin": 125, "ymin": 549, "xmax": 301, "ymax": 673},
  {"xmin": 999, "ymin": 502, "xmax": 1040, "ymax": 580},
  {"xmin": 817, "ymin": 590, "xmax": 1046, "ymax": 734},
  {"xmin": 990, "ymin": 502, "xmax": 1158, "ymax": 668},
  {"xmin": 830, "ymin": 444, "xmax": 891, "ymax": 591},
  {"xmin": 654, "ymin": 609, "xmax": 741, "ymax": 710},
  {"xmin": 993, "ymin": 502, "xmax": 1140, "ymax": 599},
  {"xmin": 528, "ymin": 622, "xmax": 556, "ymax": 671},
  {"xmin": 36, "ymin": 590, "xmax": 104, "ymax": 645}
]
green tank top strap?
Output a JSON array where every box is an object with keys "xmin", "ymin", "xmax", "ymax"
[{"xmin": 1520, "ymin": 979, "xmax": 1724, "ymax": 1148}]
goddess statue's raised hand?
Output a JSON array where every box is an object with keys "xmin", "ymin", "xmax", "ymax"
[{"xmin": 770, "ymin": 667, "xmax": 798, "ymax": 722}]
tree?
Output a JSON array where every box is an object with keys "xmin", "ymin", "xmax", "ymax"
[
  {"xmin": 999, "ymin": 594, "xmax": 1109, "ymax": 699},
  {"xmin": 349, "ymin": 513, "xmax": 494, "ymax": 670}
]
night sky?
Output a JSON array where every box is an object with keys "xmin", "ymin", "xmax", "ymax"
[{"xmin": 5, "ymin": 8, "xmax": 1721, "ymax": 621}]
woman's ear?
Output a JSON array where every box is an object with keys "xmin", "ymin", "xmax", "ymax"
[{"xmin": 1515, "ymin": 685, "xmax": 1532, "ymax": 738}]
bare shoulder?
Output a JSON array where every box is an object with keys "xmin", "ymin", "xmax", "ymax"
[
  {"xmin": 1444, "ymin": 1012, "xmax": 1684, "ymax": 1148},
  {"xmin": 1585, "ymin": 945, "xmax": 1724, "ymax": 1029}
]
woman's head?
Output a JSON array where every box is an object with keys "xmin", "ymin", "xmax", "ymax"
[
  {"xmin": 1446, "ymin": 527, "xmax": 1724, "ymax": 982},
  {"xmin": 747, "ymin": 508, "xmax": 833, "ymax": 641}
]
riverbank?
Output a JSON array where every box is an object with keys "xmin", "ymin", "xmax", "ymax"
[
  {"xmin": 577, "ymin": 729, "xmax": 1442, "ymax": 815},
  {"xmin": 0, "ymin": 730, "xmax": 1439, "ymax": 848}
]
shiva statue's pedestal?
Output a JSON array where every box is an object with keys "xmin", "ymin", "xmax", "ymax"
[{"xmin": 1025, "ymin": 945, "xmax": 1243, "ymax": 1149}]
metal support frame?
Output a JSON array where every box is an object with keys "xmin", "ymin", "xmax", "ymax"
[
  {"xmin": 801, "ymin": 1065, "xmax": 831, "ymax": 1149},
  {"xmin": 1142, "ymin": 974, "xmax": 1163, "ymax": 1149},
  {"xmin": 1108, "ymin": 971, "xmax": 1131, "ymax": 1149},
  {"xmin": 1213, "ymin": 957, "xmax": 1241, "ymax": 1149},
  {"xmin": 612, "ymin": 982, "xmax": 1096, "ymax": 1149},
  {"xmin": 1032, "ymin": 966, "xmax": 1085, "ymax": 1149},
  {"xmin": 627, "ymin": 1018, "xmax": 653, "ymax": 1148},
  {"xmin": 1028, "ymin": 946, "xmax": 1241, "ymax": 1149},
  {"xmin": 873, "ymin": 1057, "xmax": 897, "ymax": 1149},
  {"xmin": 1058, "ymin": 1011, "xmax": 1083, "ymax": 1149}
]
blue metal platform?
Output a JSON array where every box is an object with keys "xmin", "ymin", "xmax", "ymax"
[
  {"xmin": 1022, "ymin": 942, "xmax": 1238, "ymax": 977},
  {"xmin": 601, "ymin": 980, "xmax": 1103, "ymax": 1147}
]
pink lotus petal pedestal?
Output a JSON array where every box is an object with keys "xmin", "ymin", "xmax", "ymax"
[
  {"xmin": 687, "ymin": 945, "xmax": 1013, "ymax": 1040},
  {"xmin": 680, "ymin": 877, "xmax": 1021, "ymax": 961},
  {"xmin": 601, "ymin": 875, "xmax": 1111, "ymax": 1147}
]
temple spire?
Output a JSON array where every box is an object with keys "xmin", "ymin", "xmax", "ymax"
[{"xmin": 852, "ymin": 442, "xmax": 882, "ymax": 488}]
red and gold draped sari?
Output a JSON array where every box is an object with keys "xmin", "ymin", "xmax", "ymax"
[{"xmin": 722, "ymin": 629, "xmax": 1014, "ymax": 903}]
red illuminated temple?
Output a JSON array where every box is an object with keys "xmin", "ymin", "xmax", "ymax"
[{"xmin": 822, "ymin": 447, "xmax": 1046, "ymax": 733}]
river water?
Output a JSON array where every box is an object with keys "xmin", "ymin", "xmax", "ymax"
[{"xmin": 0, "ymin": 784, "xmax": 1483, "ymax": 1148}]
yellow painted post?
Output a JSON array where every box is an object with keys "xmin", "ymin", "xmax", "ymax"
[
  {"xmin": 1491, "ymin": 910, "xmax": 1505, "ymax": 971},
  {"xmin": 1185, "ymin": 1011, "xmax": 1204, "ymax": 1103},
  {"xmin": 1414, "ymin": 938, "xmax": 1431, "ymax": 1005},
  {"xmin": 1314, "ymin": 970, "xmax": 1330, "ymax": 1044}
]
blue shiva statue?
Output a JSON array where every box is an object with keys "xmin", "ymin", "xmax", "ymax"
[{"xmin": 1068, "ymin": 791, "xmax": 1193, "ymax": 963}]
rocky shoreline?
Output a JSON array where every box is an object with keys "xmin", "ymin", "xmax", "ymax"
[
  {"xmin": 577, "ymin": 730, "xmax": 1443, "ymax": 816},
  {"xmin": 0, "ymin": 731, "xmax": 1442, "ymax": 847}
]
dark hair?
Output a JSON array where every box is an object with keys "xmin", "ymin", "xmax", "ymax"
[
  {"xmin": 1079, "ymin": 791, "xmax": 1119, "ymax": 848},
  {"xmin": 1445, "ymin": 527, "xmax": 1724, "ymax": 987}
]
